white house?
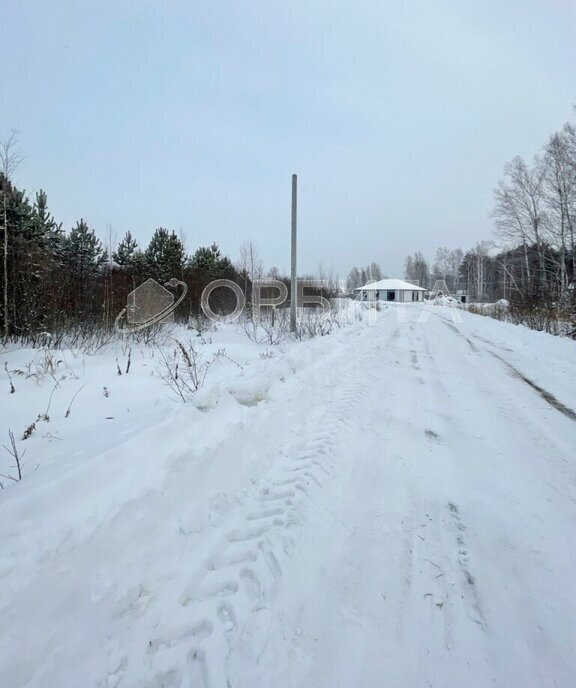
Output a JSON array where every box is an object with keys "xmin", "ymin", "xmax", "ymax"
[{"xmin": 355, "ymin": 278, "xmax": 426, "ymax": 303}]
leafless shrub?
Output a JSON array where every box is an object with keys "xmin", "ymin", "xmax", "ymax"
[
  {"xmin": 1, "ymin": 322, "xmax": 119, "ymax": 352},
  {"xmin": 468, "ymin": 299, "xmax": 575, "ymax": 336},
  {"xmin": 1, "ymin": 431, "xmax": 24, "ymax": 482},
  {"xmin": 18, "ymin": 381, "xmax": 60, "ymax": 441},
  {"xmin": 128, "ymin": 322, "xmax": 175, "ymax": 347},
  {"xmin": 114, "ymin": 347, "xmax": 131, "ymax": 376},
  {"xmin": 262, "ymin": 309, "xmax": 289, "ymax": 344},
  {"xmin": 296, "ymin": 308, "xmax": 334, "ymax": 339},
  {"xmin": 511, "ymin": 303, "xmax": 574, "ymax": 335},
  {"xmin": 77, "ymin": 327, "xmax": 116, "ymax": 354},
  {"xmin": 65, "ymin": 382, "xmax": 88, "ymax": 418},
  {"xmin": 4, "ymin": 362, "xmax": 15, "ymax": 393},
  {"xmin": 242, "ymin": 309, "xmax": 289, "ymax": 345},
  {"xmin": 242, "ymin": 317, "xmax": 260, "ymax": 343},
  {"xmin": 260, "ymin": 349, "xmax": 277, "ymax": 359},
  {"xmin": 156, "ymin": 339, "xmax": 213, "ymax": 402},
  {"xmin": 188, "ymin": 312, "xmax": 214, "ymax": 337},
  {"xmin": 11, "ymin": 350, "xmax": 63, "ymax": 384},
  {"xmin": 213, "ymin": 347, "xmax": 243, "ymax": 369},
  {"xmin": 22, "ymin": 421, "xmax": 36, "ymax": 440},
  {"xmin": 329, "ymin": 301, "xmax": 357, "ymax": 328},
  {"xmin": 24, "ymin": 324, "xmax": 116, "ymax": 354},
  {"xmin": 42, "ymin": 380, "xmax": 60, "ymax": 421}
]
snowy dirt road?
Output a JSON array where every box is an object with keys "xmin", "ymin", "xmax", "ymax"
[{"xmin": 2, "ymin": 305, "xmax": 576, "ymax": 688}]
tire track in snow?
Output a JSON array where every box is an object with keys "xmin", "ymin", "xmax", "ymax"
[
  {"xmin": 434, "ymin": 313, "xmax": 576, "ymax": 422},
  {"xmin": 395, "ymin": 318, "xmax": 492, "ymax": 680},
  {"xmin": 113, "ymin": 329, "xmax": 400, "ymax": 688},
  {"xmin": 416, "ymin": 311, "xmax": 576, "ymax": 687},
  {"xmin": 257, "ymin": 317, "xmax": 495, "ymax": 688},
  {"xmin": 488, "ymin": 351, "xmax": 576, "ymax": 422},
  {"xmin": 437, "ymin": 313, "xmax": 576, "ymax": 423}
]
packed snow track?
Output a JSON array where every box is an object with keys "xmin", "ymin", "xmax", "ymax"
[{"xmin": 1, "ymin": 304, "xmax": 576, "ymax": 688}]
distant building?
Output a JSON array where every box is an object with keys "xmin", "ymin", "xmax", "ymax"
[{"xmin": 355, "ymin": 278, "xmax": 427, "ymax": 303}]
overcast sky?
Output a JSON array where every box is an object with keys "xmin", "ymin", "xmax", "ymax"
[{"xmin": 2, "ymin": 0, "xmax": 575, "ymax": 278}]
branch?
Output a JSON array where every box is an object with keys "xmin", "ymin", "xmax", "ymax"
[{"xmin": 2, "ymin": 430, "xmax": 25, "ymax": 481}]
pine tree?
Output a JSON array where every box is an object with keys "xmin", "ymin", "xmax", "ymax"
[
  {"xmin": 1, "ymin": 134, "xmax": 24, "ymax": 337},
  {"xmin": 0, "ymin": 172, "xmax": 35, "ymax": 334},
  {"xmin": 65, "ymin": 219, "xmax": 105, "ymax": 275},
  {"xmin": 113, "ymin": 230, "xmax": 139, "ymax": 268},
  {"xmin": 145, "ymin": 228, "xmax": 185, "ymax": 282},
  {"xmin": 64, "ymin": 219, "xmax": 106, "ymax": 313},
  {"xmin": 32, "ymin": 190, "xmax": 61, "ymax": 242},
  {"xmin": 189, "ymin": 242, "xmax": 238, "ymax": 279},
  {"xmin": 189, "ymin": 242, "xmax": 222, "ymax": 274},
  {"xmin": 20, "ymin": 190, "xmax": 63, "ymax": 328},
  {"xmin": 185, "ymin": 243, "xmax": 241, "ymax": 313}
]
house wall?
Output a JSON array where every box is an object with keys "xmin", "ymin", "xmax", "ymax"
[
  {"xmin": 390, "ymin": 290, "xmax": 423, "ymax": 302},
  {"xmin": 358, "ymin": 289, "xmax": 424, "ymax": 302}
]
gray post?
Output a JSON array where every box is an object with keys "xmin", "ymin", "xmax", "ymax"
[{"xmin": 290, "ymin": 173, "xmax": 297, "ymax": 333}]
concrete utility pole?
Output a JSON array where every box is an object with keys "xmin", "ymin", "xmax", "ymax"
[{"xmin": 290, "ymin": 174, "xmax": 297, "ymax": 333}]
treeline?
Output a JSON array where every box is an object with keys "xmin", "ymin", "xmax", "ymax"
[
  {"xmin": 345, "ymin": 262, "xmax": 385, "ymax": 291},
  {"xmin": 491, "ymin": 116, "xmax": 576, "ymax": 305},
  {"xmin": 0, "ymin": 165, "xmax": 246, "ymax": 341},
  {"xmin": 403, "ymin": 113, "xmax": 576, "ymax": 311},
  {"xmin": 403, "ymin": 242, "xmax": 573, "ymax": 303}
]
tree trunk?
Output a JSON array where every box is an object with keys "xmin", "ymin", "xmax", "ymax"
[
  {"xmin": 523, "ymin": 240, "xmax": 531, "ymax": 287},
  {"xmin": 3, "ymin": 191, "xmax": 7, "ymax": 338}
]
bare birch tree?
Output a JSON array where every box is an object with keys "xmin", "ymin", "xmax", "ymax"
[
  {"xmin": 492, "ymin": 155, "xmax": 549, "ymax": 292},
  {"xmin": 238, "ymin": 240, "xmax": 263, "ymax": 296},
  {"xmin": 561, "ymin": 121, "xmax": 576, "ymax": 284},
  {"xmin": 544, "ymin": 130, "xmax": 576, "ymax": 298}
]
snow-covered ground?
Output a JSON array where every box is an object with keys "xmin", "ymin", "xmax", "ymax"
[{"xmin": 1, "ymin": 304, "xmax": 576, "ymax": 688}]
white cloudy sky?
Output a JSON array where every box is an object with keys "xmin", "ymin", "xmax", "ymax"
[{"xmin": 2, "ymin": 0, "xmax": 575, "ymax": 277}]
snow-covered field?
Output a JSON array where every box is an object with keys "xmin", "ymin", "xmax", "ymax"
[{"xmin": 1, "ymin": 304, "xmax": 576, "ymax": 688}]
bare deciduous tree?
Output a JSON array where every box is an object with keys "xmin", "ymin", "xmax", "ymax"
[
  {"xmin": 347, "ymin": 266, "xmax": 362, "ymax": 292},
  {"xmin": 238, "ymin": 240, "xmax": 263, "ymax": 297},
  {"xmin": 470, "ymin": 241, "xmax": 492, "ymax": 300},
  {"xmin": 405, "ymin": 251, "xmax": 429, "ymax": 288},
  {"xmin": 493, "ymin": 155, "xmax": 550, "ymax": 291},
  {"xmin": 544, "ymin": 130, "xmax": 576, "ymax": 298},
  {"xmin": 432, "ymin": 247, "xmax": 464, "ymax": 293}
]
